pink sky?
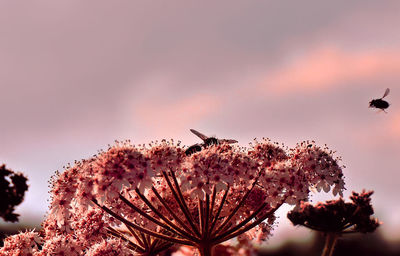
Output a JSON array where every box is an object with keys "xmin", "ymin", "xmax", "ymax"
[{"xmin": 1, "ymin": 0, "xmax": 400, "ymax": 245}]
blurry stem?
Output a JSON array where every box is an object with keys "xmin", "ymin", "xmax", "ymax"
[{"xmin": 321, "ymin": 233, "xmax": 338, "ymax": 256}]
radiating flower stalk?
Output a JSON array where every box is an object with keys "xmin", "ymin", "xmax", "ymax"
[
  {"xmin": 92, "ymin": 169, "xmax": 284, "ymax": 256},
  {"xmin": 0, "ymin": 137, "xmax": 346, "ymax": 256},
  {"xmin": 287, "ymin": 190, "xmax": 380, "ymax": 256}
]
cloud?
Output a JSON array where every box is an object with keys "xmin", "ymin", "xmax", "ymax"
[
  {"xmin": 387, "ymin": 111, "xmax": 400, "ymax": 140},
  {"xmin": 258, "ymin": 46, "xmax": 400, "ymax": 94},
  {"xmin": 132, "ymin": 92, "xmax": 221, "ymax": 136}
]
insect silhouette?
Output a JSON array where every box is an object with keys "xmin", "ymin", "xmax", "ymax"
[
  {"xmin": 185, "ymin": 129, "xmax": 238, "ymax": 156},
  {"xmin": 185, "ymin": 144, "xmax": 203, "ymax": 156},
  {"xmin": 369, "ymin": 88, "xmax": 390, "ymax": 113}
]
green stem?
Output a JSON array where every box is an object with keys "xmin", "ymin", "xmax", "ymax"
[{"xmin": 321, "ymin": 233, "xmax": 339, "ymax": 256}]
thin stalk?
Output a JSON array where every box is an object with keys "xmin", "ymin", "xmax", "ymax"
[
  {"xmin": 145, "ymin": 235, "xmax": 154, "ymax": 254},
  {"xmin": 118, "ymin": 193, "xmax": 186, "ymax": 239},
  {"xmin": 214, "ymin": 200, "xmax": 284, "ymax": 244},
  {"xmin": 140, "ymin": 232, "xmax": 149, "ymax": 249},
  {"xmin": 204, "ymin": 193, "xmax": 210, "ymax": 239},
  {"xmin": 133, "ymin": 188, "xmax": 197, "ymax": 240},
  {"xmin": 148, "ymin": 237, "xmax": 158, "ymax": 253},
  {"xmin": 217, "ymin": 222, "xmax": 233, "ymax": 238},
  {"xmin": 151, "ymin": 186, "xmax": 198, "ymax": 239},
  {"xmin": 170, "ymin": 170, "xmax": 203, "ymax": 233},
  {"xmin": 214, "ymin": 202, "xmax": 268, "ymax": 241},
  {"xmin": 125, "ymin": 223, "xmax": 146, "ymax": 248},
  {"xmin": 92, "ymin": 199, "xmax": 195, "ymax": 246},
  {"xmin": 209, "ymin": 186, "xmax": 229, "ymax": 234},
  {"xmin": 212, "ymin": 181, "xmax": 258, "ymax": 236},
  {"xmin": 162, "ymin": 171, "xmax": 201, "ymax": 237},
  {"xmin": 199, "ymin": 199, "xmax": 205, "ymax": 237},
  {"xmin": 107, "ymin": 227, "xmax": 145, "ymax": 253},
  {"xmin": 209, "ymin": 186, "xmax": 217, "ymax": 222},
  {"xmin": 321, "ymin": 233, "xmax": 339, "ymax": 256},
  {"xmin": 168, "ymin": 170, "xmax": 193, "ymax": 216}
]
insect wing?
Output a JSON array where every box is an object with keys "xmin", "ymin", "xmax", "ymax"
[
  {"xmin": 382, "ymin": 88, "xmax": 390, "ymax": 98},
  {"xmin": 219, "ymin": 139, "xmax": 238, "ymax": 144},
  {"xmin": 190, "ymin": 129, "xmax": 209, "ymax": 141}
]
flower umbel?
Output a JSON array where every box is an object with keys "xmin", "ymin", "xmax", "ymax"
[
  {"xmin": 287, "ymin": 190, "xmax": 380, "ymax": 256},
  {"xmin": 287, "ymin": 190, "xmax": 380, "ymax": 234},
  {"xmin": 86, "ymin": 139, "xmax": 344, "ymax": 255},
  {"xmin": 0, "ymin": 136, "xmax": 346, "ymax": 256}
]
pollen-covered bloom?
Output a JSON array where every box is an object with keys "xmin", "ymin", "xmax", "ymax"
[
  {"xmin": 0, "ymin": 230, "xmax": 42, "ymax": 256},
  {"xmin": 290, "ymin": 141, "xmax": 345, "ymax": 196},
  {"xmin": 85, "ymin": 238, "xmax": 132, "ymax": 256},
  {"xmin": 0, "ymin": 137, "xmax": 346, "ymax": 256}
]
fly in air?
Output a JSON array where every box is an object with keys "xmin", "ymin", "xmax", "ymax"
[{"xmin": 369, "ymin": 88, "xmax": 390, "ymax": 113}]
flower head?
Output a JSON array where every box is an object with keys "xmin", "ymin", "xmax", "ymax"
[
  {"xmin": 0, "ymin": 230, "xmax": 41, "ymax": 256},
  {"xmin": 287, "ymin": 190, "xmax": 380, "ymax": 234},
  {"xmin": 0, "ymin": 135, "xmax": 346, "ymax": 255}
]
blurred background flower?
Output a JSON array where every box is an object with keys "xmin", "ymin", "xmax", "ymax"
[{"xmin": 0, "ymin": 164, "xmax": 28, "ymax": 222}]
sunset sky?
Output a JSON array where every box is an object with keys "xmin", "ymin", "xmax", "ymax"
[{"xmin": 1, "ymin": 0, "xmax": 400, "ymax": 246}]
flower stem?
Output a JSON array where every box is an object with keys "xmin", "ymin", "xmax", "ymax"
[
  {"xmin": 212, "ymin": 180, "xmax": 258, "ymax": 236},
  {"xmin": 163, "ymin": 171, "xmax": 201, "ymax": 237},
  {"xmin": 198, "ymin": 243, "xmax": 213, "ymax": 256},
  {"xmin": 321, "ymin": 233, "xmax": 338, "ymax": 256},
  {"xmin": 209, "ymin": 186, "xmax": 229, "ymax": 233}
]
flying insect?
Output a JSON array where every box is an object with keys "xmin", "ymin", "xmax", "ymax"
[{"xmin": 369, "ymin": 88, "xmax": 390, "ymax": 112}]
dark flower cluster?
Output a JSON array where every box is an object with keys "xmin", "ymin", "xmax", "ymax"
[
  {"xmin": 0, "ymin": 164, "xmax": 28, "ymax": 222},
  {"xmin": 287, "ymin": 190, "xmax": 380, "ymax": 234}
]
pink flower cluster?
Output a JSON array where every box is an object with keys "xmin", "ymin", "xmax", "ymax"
[
  {"xmin": 0, "ymin": 138, "xmax": 345, "ymax": 255},
  {"xmin": 0, "ymin": 230, "xmax": 41, "ymax": 256}
]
